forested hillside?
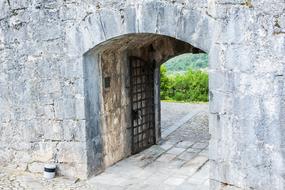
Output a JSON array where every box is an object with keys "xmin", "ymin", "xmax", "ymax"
[
  {"xmin": 161, "ymin": 53, "xmax": 209, "ymax": 102},
  {"xmin": 164, "ymin": 53, "xmax": 208, "ymax": 74}
]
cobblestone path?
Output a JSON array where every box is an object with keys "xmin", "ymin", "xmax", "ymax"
[
  {"xmin": 0, "ymin": 103, "xmax": 209, "ymax": 190},
  {"xmin": 161, "ymin": 102, "xmax": 208, "ymax": 134}
]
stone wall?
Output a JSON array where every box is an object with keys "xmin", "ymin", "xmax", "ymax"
[
  {"xmin": 0, "ymin": 1, "xmax": 210, "ymax": 179},
  {"xmin": 1, "ymin": 0, "xmax": 285, "ymax": 189},
  {"xmin": 208, "ymin": 0, "xmax": 285, "ymax": 189},
  {"xmin": 0, "ymin": 0, "xmax": 89, "ymax": 178}
]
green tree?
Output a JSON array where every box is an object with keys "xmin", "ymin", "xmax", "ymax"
[
  {"xmin": 160, "ymin": 66, "xmax": 209, "ymax": 102},
  {"xmin": 160, "ymin": 65, "xmax": 171, "ymax": 100}
]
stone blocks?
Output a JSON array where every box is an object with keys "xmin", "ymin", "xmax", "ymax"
[{"xmin": 0, "ymin": 1, "xmax": 284, "ymax": 189}]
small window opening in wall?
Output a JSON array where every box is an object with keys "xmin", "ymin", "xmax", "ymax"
[{"xmin": 104, "ymin": 77, "xmax": 111, "ymax": 88}]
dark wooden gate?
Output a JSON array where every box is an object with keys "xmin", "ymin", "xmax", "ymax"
[{"xmin": 130, "ymin": 56, "xmax": 155, "ymax": 154}]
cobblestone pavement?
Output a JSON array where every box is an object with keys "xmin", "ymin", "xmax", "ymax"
[
  {"xmin": 166, "ymin": 110, "xmax": 209, "ymax": 143},
  {"xmin": 161, "ymin": 102, "xmax": 208, "ymax": 133},
  {"xmin": 0, "ymin": 103, "xmax": 209, "ymax": 190}
]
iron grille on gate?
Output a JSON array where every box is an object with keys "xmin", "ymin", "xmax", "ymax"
[{"xmin": 130, "ymin": 56, "xmax": 156, "ymax": 154}]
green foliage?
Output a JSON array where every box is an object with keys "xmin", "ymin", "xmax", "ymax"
[
  {"xmin": 160, "ymin": 53, "xmax": 209, "ymax": 102},
  {"xmin": 164, "ymin": 53, "xmax": 208, "ymax": 75},
  {"xmin": 160, "ymin": 65, "xmax": 171, "ymax": 100},
  {"xmin": 160, "ymin": 66, "xmax": 209, "ymax": 102}
]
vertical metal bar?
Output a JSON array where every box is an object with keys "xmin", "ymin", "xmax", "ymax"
[
  {"xmin": 130, "ymin": 56, "xmax": 156, "ymax": 154},
  {"xmin": 129, "ymin": 57, "xmax": 135, "ymax": 154}
]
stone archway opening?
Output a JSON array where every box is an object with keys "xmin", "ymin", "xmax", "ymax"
[
  {"xmin": 84, "ymin": 33, "xmax": 208, "ymax": 178},
  {"xmin": 160, "ymin": 53, "xmax": 209, "ymax": 140}
]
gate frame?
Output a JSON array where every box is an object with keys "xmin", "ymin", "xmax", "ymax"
[{"xmin": 129, "ymin": 56, "xmax": 156, "ymax": 154}]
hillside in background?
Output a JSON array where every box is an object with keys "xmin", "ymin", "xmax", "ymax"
[
  {"xmin": 161, "ymin": 53, "xmax": 209, "ymax": 102},
  {"xmin": 164, "ymin": 53, "xmax": 208, "ymax": 75}
]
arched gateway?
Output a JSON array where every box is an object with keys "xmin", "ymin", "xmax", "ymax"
[{"xmin": 0, "ymin": 1, "xmax": 284, "ymax": 190}]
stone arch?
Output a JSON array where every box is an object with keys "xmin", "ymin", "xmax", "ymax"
[
  {"xmin": 0, "ymin": 0, "xmax": 214, "ymax": 180},
  {"xmin": 83, "ymin": 33, "xmax": 207, "ymax": 176},
  {"xmin": 66, "ymin": 1, "xmax": 212, "ymax": 58},
  {"xmin": 66, "ymin": 1, "xmax": 213, "ymax": 177}
]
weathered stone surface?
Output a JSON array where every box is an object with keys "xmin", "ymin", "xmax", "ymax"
[
  {"xmin": 32, "ymin": 142, "xmax": 57, "ymax": 163},
  {"xmin": 28, "ymin": 162, "xmax": 44, "ymax": 173},
  {"xmin": 57, "ymin": 142, "xmax": 87, "ymax": 163},
  {"xmin": 0, "ymin": 1, "xmax": 285, "ymax": 190}
]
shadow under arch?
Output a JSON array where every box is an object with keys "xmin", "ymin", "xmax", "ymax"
[{"xmin": 83, "ymin": 33, "xmax": 206, "ymax": 177}]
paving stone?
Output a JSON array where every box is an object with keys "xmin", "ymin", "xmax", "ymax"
[
  {"xmin": 163, "ymin": 139, "xmax": 180, "ymax": 146},
  {"xmin": 178, "ymin": 151, "xmax": 197, "ymax": 161},
  {"xmin": 176, "ymin": 182, "xmax": 199, "ymax": 190},
  {"xmin": 160, "ymin": 143, "xmax": 174, "ymax": 151},
  {"xmin": 187, "ymin": 148, "xmax": 202, "ymax": 153},
  {"xmin": 172, "ymin": 165, "xmax": 197, "ymax": 177},
  {"xmin": 143, "ymin": 173, "xmax": 170, "ymax": 185},
  {"xmin": 190, "ymin": 172, "xmax": 208, "ymax": 184},
  {"xmin": 167, "ymin": 147, "xmax": 186, "ymax": 155},
  {"xmin": 204, "ymin": 179, "xmax": 210, "ymax": 186},
  {"xmin": 163, "ymin": 175, "xmax": 188, "ymax": 186},
  {"xmin": 191, "ymin": 142, "xmax": 208, "ymax": 150},
  {"xmin": 199, "ymin": 149, "xmax": 208, "ymax": 157},
  {"xmin": 188, "ymin": 176, "xmax": 208, "ymax": 185},
  {"xmin": 175, "ymin": 141, "xmax": 194, "ymax": 149},
  {"xmin": 135, "ymin": 170, "xmax": 155, "ymax": 180},
  {"xmin": 156, "ymin": 153, "xmax": 177, "ymax": 162},
  {"xmin": 168, "ymin": 158, "xmax": 186, "ymax": 168},
  {"xmin": 192, "ymin": 162, "xmax": 209, "ymax": 179},
  {"xmin": 166, "ymin": 112, "xmax": 210, "ymax": 143},
  {"xmin": 88, "ymin": 173, "xmax": 127, "ymax": 186},
  {"xmin": 184, "ymin": 156, "xmax": 208, "ymax": 169}
]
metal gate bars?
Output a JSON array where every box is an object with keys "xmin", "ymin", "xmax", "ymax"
[{"xmin": 130, "ymin": 56, "xmax": 156, "ymax": 154}]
